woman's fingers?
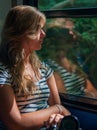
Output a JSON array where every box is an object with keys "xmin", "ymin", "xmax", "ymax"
[
  {"xmin": 53, "ymin": 114, "xmax": 64, "ymax": 127},
  {"xmin": 49, "ymin": 114, "xmax": 55, "ymax": 124},
  {"xmin": 45, "ymin": 114, "xmax": 64, "ymax": 128},
  {"xmin": 44, "ymin": 114, "xmax": 55, "ymax": 128}
]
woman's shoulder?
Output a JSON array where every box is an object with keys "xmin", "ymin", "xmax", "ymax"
[
  {"xmin": 40, "ymin": 61, "xmax": 53, "ymax": 78},
  {"xmin": 41, "ymin": 61, "xmax": 52, "ymax": 69},
  {"xmin": 0, "ymin": 62, "xmax": 10, "ymax": 73},
  {"xmin": 0, "ymin": 62, "xmax": 12, "ymax": 84},
  {"xmin": 0, "ymin": 62, "xmax": 11, "ymax": 78}
]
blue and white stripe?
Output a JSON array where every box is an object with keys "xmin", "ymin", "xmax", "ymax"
[
  {"xmin": 0, "ymin": 62, "xmax": 53, "ymax": 113},
  {"xmin": 46, "ymin": 59, "xmax": 85, "ymax": 95}
]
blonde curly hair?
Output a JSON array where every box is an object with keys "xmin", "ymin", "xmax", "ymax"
[{"xmin": 0, "ymin": 5, "xmax": 46, "ymax": 96}]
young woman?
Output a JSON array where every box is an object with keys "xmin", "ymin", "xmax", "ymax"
[{"xmin": 0, "ymin": 5, "xmax": 70, "ymax": 130}]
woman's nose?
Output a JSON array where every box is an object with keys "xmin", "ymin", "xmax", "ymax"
[{"xmin": 41, "ymin": 29, "xmax": 46, "ymax": 38}]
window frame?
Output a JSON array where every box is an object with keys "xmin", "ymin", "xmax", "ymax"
[{"xmin": 43, "ymin": 7, "xmax": 97, "ymax": 18}]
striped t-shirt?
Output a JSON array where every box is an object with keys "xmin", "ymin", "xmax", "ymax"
[
  {"xmin": 0, "ymin": 62, "xmax": 53, "ymax": 113},
  {"xmin": 46, "ymin": 59, "xmax": 86, "ymax": 95}
]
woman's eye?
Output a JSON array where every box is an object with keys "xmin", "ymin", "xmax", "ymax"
[{"xmin": 42, "ymin": 26, "xmax": 46, "ymax": 32}]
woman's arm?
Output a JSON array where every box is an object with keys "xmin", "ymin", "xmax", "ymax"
[
  {"xmin": 47, "ymin": 74, "xmax": 70, "ymax": 115},
  {"xmin": 53, "ymin": 72, "xmax": 66, "ymax": 93},
  {"xmin": 0, "ymin": 84, "xmax": 70, "ymax": 130},
  {"xmin": 0, "ymin": 85, "xmax": 60, "ymax": 130},
  {"xmin": 85, "ymin": 79, "xmax": 97, "ymax": 98},
  {"xmin": 47, "ymin": 74, "xmax": 61, "ymax": 105}
]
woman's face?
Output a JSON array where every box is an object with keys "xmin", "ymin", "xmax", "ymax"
[{"xmin": 22, "ymin": 20, "xmax": 46, "ymax": 55}]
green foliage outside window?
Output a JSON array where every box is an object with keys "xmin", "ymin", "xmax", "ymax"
[
  {"xmin": 38, "ymin": 0, "xmax": 97, "ymax": 10},
  {"xmin": 38, "ymin": 17, "xmax": 97, "ymax": 89}
]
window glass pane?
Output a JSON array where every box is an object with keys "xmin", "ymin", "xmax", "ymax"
[
  {"xmin": 0, "ymin": 0, "xmax": 11, "ymax": 37},
  {"xmin": 38, "ymin": 17, "xmax": 97, "ymax": 99},
  {"xmin": 38, "ymin": 0, "xmax": 97, "ymax": 10}
]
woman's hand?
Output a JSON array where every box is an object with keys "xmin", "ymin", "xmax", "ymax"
[
  {"xmin": 44, "ymin": 104, "xmax": 71, "ymax": 129},
  {"xmin": 44, "ymin": 113, "xmax": 64, "ymax": 129}
]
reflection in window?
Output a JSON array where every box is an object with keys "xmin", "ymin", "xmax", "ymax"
[
  {"xmin": 38, "ymin": 0, "xmax": 97, "ymax": 10},
  {"xmin": 38, "ymin": 17, "xmax": 97, "ymax": 99}
]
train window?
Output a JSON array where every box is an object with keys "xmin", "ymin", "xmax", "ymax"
[
  {"xmin": 38, "ymin": 0, "xmax": 97, "ymax": 11},
  {"xmin": 0, "ymin": 0, "xmax": 11, "ymax": 36},
  {"xmin": 36, "ymin": 0, "xmax": 97, "ymax": 103},
  {"xmin": 38, "ymin": 17, "xmax": 97, "ymax": 100}
]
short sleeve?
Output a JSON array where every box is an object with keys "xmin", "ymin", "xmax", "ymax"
[
  {"xmin": 0, "ymin": 64, "xmax": 12, "ymax": 86},
  {"xmin": 41, "ymin": 62, "xmax": 53, "ymax": 80}
]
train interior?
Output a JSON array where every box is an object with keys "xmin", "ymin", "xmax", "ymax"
[{"xmin": 0, "ymin": 0, "xmax": 97, "ymax": 130}]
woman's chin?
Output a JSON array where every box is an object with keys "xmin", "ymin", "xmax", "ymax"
[{"xmin": 36, "ymin": 45, "xmax": 42, "ymax": 51}]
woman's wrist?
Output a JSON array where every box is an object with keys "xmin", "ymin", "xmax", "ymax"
[{"xmin": 55, "ymin": 104, "xmax": 63, "ymax": 114}]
